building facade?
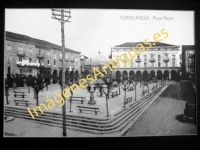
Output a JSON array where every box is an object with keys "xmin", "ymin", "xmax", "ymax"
[
  {"xmin": 181, "ymin": 45, "xmax": 195, "ymax": 81},
  {"xmin": 84, "ymin": 51, "xmax": 111, "ymax": 77},
  {"xmin": 4, "ymin": 31, "xmax": 81, "ymax": 78},
  {"xmin": 111, "ymin": 42, "xmax": 182, "ymax": 80}
]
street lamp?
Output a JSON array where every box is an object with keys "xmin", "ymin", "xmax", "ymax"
[
  {"xmin": 131, "ymin": 76, "xmax": 140, "ymax": 101},
  {"xmin": 118, "ymin": 74, "xmax": 132, "ymax": 108}
]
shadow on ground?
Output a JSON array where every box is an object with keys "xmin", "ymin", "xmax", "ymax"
[
  {"xmin": 160, "ymin": 80, "xmax": 196, "ymax": 103},
  {"xmin": 176, "ymin": 114, "xmax": 196, "ymax": 125}
]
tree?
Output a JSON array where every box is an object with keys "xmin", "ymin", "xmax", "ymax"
[{"xmin": 25, "ymin": 75, "xmax": 50, "ymax": 106}]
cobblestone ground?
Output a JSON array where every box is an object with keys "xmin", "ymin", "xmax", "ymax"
[
  {"xmin": 125, "ymin": 82, "xmax": 197, "ymax": 136},
  {"xmin": 4, "ymin": 81, "xmax": 162, "ymax": 117}
]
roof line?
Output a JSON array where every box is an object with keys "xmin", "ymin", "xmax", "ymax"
[{"xmin": 6, "ymin": 31, "xmax": 81, "ymax": 54}]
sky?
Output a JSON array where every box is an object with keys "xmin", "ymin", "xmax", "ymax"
[{"xmin": 5, "ymin": 9, "xmax": 194, "ymax": 58}]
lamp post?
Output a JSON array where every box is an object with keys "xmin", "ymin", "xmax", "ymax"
[
  {"xmin": 118, "ymin": 74, "xmax": 132, "ymax": 108},
  {"xmin": 131, "ymin": 76, "xmax": 139, "ymax": 101}
]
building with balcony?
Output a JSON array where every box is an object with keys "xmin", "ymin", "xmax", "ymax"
[
  {"xmin": 4, "ymin": 31, "xmax": 81, "ymax": 78},
  {"xmin": 111, "ymin": 42, "xmax": 182, "ymax": 80}
]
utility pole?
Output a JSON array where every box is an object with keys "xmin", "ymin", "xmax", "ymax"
[{"xmin": 51, "ymin": 8, "xmax": 71, "ymax": 137}]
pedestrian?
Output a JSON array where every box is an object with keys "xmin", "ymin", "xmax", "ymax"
[{"xmin": 96, "ymin": 91, "xmax": 99, "ymax": 97}]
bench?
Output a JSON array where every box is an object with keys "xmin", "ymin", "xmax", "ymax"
[
  {"xmin": 125, "ymin": 97, "xmax": 132, "ymax": 105},
  {"xmin": 127, "ymin": 87, "xmax": 134, "ymax": 92},
  {"xmin": 111, "ymin": 91, "xmax": 118, "ymax": 98},
  {"xmin": 13, "ymin": 100, "xmax": 31, "ymax": 107},
  {"xmin": 77, "ymin": 106, "xmax": 100, "ymax": 115},
  {"xmin": 14, "ymin": 92, "xmax": 26, "ymax": 98},
  {"xmin": 69, "ymin": 97, "xmax": 86, "ymax": 104}
]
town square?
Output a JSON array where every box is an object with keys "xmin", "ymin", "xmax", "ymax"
[{"xmin": 4, "ymin": 9, "xmax": 196, "ymax": 137}]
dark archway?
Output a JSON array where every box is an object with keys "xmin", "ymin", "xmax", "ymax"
[
  {"xmin": 164, "ymin": 70, "xmax": 169, "ymax": 80},
  {"xmin": 53, "ymin": 70, "xmax": 57, "ymax": 76},
  {"xmin": 143, "ymin": 70, "xmax": 148, "ymax": 79},
  {"xmin": 75, "ymin": 70, "xmax": 79, "ymax": 81},
  {"xmin": 59, "ymin": 70, "xmax": 62, "ymax": 76},
  {"xmin": 150, "ymin": 70, "xmax": 155, "ymax": 78},
  {"xmin": 157, "ymin": 70, "xmax": 162, "ymax": 80},
  {"xmin": 116, "ymin": 71, "xmax": 121, "ymax": 81},
  {"xmin": 136, "ymin": 70, "xmax": 141, "ymax": 78},
  {"xmin": 65, "ymin": 70, "xmax": 69, "ymax": 83},
  {"xmin": 129, "ymin": 71, "xmax": 134, "ymax": 78},
  {"xmin": 122, "ymin": 70, "xmax": 128, "ymax": 78},
  {"xmin": 53, "ymin": 70, "xmax": 57, "ymax": 84},
  {"xmin": 171, "ymin": 70, "xmax": 176, "ymax": 80}
]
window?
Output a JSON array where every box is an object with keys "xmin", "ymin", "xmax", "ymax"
[
  {"xmin": 180, "ymin": 54, "xmax": 182, "ymax": 59},
  {"xmin": 47, "ymin": 51, "xmax": 50, "ymax": 57},
  {"xmin": 158, "ymin": 55, "xmax": 161, "ymax": 61},
  {"xmin": 30, "ymin": 68, "xmax": 32, "ymax": 73},
  {"xmin": 144, "ymin": 62, "xmax": 147, "ymax": 67},
  {"xmin": 164, "ymin": 55, "xmax": 168, "ymax": 59},
  {"xmin": 165, "ymin": 62, "xmax": 168, "ymax": 67},
  {"xmin": 151, "ymin": 62, "xmax": 154, "ymax": 67},
  {"xmin": 54, "ymin": 61, "xmax": 56, "ymax": 65},
  {"xmin": 65, "ymin": 54, "xmax": 69, "ymax": 60},
  {"xmin": 158, "ymin": 62, "xmax": 161, "ymax": 67},
  {"xmin": 54, "ymin": 53, "xmax": 56, "ymax": 59},
  {"xmin": 18, "ymin": 47, "xmax": 23, "ymax": 53},
  {"xmin": 39, "ymin": 60, "xmax": 41, "ymax": 63},
  {"xmin": 7, "ymin": 45, "xmax": 11, "ymax": 51},
  {"xmin": 172, "ymin": 62, "xmax": 175, "ymax": 67},
  {"xmin": 137, "ymin": 55, "xmax": 140, "ymax": 59},
  {"xmin": 75, "ymin": 56, "xmax": 78, "ymax": 61},
  {"xmin": 144, "ymin": 55, "xmax": 147, "ymax": 61},
  {"xmin": 29, "ymin": 58, "xmax": 32, "ymax": 63},
  {"xmin": 20, "ymin": 69, "xmax": 22, "ymax": 73},
  {"xmin": 151, "ymin": 55, "xmax": 154, "ymax": 58},
  {"xmin": 19, "ymin": 57, "xmax": 22, "ymax": 62},
  {"xmin": 39, "ymin": 50, "xmax": 42, "ymax": 55},
  {"xmin": 131, "ymin": 62, "xmax": 133, "ymax": 67},
  {"xmin": 47, "ymin": 60, "xmax": 50, "ymax": 64},
  {"xmin": 172, "ymin": 55, "xmax": 175, "ymax": 60},
  {"xmin": 137, "ymin": 62, "xmax": 140, "ymax": 68},
  {"xmin": 30, "ymin": 49, "xmax": 33, "ymax": 56}
]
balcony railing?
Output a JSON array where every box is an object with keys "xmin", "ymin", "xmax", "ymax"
[
  {"xmin": 149, "ymin": 58, "xmax": 155, "ymax": 62},
  {"xmin": 163, "ymin": 58, "xmax": 169, "ymax": 62},
  {"xmin": 37, "ymin": 54, "xmax": 44, "ymax": 59},
  {"xmin": 136, "ymin": 58, "xmax": 141, "ymax": 62},
  {"xmin": 17, "ymin": 51, "xmax": 25, "ymax": 57}
]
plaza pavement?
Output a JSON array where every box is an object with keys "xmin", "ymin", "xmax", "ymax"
[
  {"xmin": 4, "ymin": 81, "xmax": 163, "ymax": 118},
  {"xmin": 4, "ymin": 80, "xmax": 168, "ymax": 137}
]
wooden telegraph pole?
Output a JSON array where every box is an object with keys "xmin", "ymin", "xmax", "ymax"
[{"xmin": 51, "ymin": 9, "xmax": 71, "ymax": 137}]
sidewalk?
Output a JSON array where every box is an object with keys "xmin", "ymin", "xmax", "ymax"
[
  {"xmin": 4, "ymin": 117, "xmax": 105, "ymax": 137},
  {"xmin": 125, "ymin": 82, "xmax": 197, "ymax": 136}
]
